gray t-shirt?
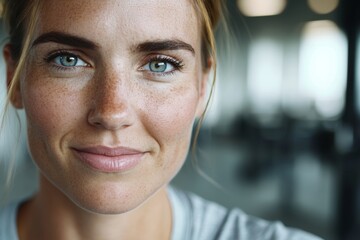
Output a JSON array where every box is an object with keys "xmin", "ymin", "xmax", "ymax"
[
  {"xmin": 0, "ymin": 187, "xmax": 323, "ymax": 240},
  {"xmin": 168, "ymin": 187, "xmax": 323, "ymax": 240}
]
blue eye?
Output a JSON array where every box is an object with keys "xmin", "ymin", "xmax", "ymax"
[
  {"xmin": 147, "ymin": 60, "xmax": 174, "ymax": 73},
  {"xmin": 149, "ymin": 60, "xmax": 174, "ymax": 72},
  {"xmin": 47, "ymin": 53, "xmax": 88, "ymax": 67},
  {"xmin": 141, "ymin": 56, "xmax": 183, "ymax": 75}
]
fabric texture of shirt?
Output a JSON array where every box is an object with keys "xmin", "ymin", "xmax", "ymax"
[
  {"xmin": 0, "ymin": 186, "xmax": 323, "ymax": 240},
  {"xmin": 168, "ymin": 187, "xmax": 323, "ymax": 240}
]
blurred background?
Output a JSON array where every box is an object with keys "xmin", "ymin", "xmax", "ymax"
[{"xmin": 1, "ymin": 0, "xmax": 360, "ymax": 239}]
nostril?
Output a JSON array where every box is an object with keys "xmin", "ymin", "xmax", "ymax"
[
  {"xmin": 88, "ymin": 113, "xmax": 103, "ymax": 128},
  {"xmin": 92, "ymin": 121, "xmax": 103, "ymax": 127}
]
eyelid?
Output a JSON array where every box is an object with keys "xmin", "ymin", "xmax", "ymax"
[
  {"xmin": 139, "ymin": 54, "xmax": 184, "ymax": 73},
  {"xmin": 44, "ymin": 50, "xmax": 92, "ymax": 68}
]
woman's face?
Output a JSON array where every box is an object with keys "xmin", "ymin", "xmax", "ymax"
[{"xmin": 11, "ymin": 0, "xmax": 208, "ymax": 213}]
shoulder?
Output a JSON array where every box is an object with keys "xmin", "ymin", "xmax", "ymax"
[
  {"xmin": 0, "ymin": 200, "xmax": 21, "ymax": 240},
  {"xmin": 168, "ymin": 186, "xmax": 323, "ymax": 240}
]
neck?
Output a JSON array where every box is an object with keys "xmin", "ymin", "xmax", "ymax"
[{"xmin": 17, "ymin": 176, "xmax": 172, "ymax": 240}]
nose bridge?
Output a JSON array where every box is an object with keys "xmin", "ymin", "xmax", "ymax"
[
  {"xmin": 88, "ymin": 66, "xmax": 133, "ymax": 130},
  {"xmin": 100, "ymin": 70, "xmax": 127, "ymax": 108}
]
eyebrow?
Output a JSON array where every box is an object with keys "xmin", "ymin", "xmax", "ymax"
[
  {"xmin": 31, "ymin": 31, "xmax": 195, "ymax": 55},
  {"xmin": 134, "ymin": 40, "xmax": 195, "ymax": 55},
  {"xmin": 32, "ymin": 31, "xmax": 99, "ymax": 49}
]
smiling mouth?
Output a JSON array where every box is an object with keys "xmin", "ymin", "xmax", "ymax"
[{"xmin": 72, "ymin": 146, "xmax": 145, "ymax": 173}]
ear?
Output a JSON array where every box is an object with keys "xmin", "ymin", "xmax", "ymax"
[
  {"xmin": 195, "ymin": 58, "xmax": 213, "ymax": 118},
  {"xmin": 3, "ymin": 44, "xmax": 23, "ymax": 109}
]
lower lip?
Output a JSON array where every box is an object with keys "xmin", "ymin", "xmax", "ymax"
[{"xmin": 73, "ymin": 150, "xmax": 144, "ymax": 173}]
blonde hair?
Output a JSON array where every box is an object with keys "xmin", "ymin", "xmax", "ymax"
[
  {"xmin": 3, "ymin": 0, "xmax": 42, "ymax": 109},
  {"xmin": 192, "ymin": 0, "xmax": 223, "ymax": 147}
]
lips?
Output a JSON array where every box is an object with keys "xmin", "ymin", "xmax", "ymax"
[{"xmin": 72, "ymin": 146, "xmax": 145, "ymax": 173}]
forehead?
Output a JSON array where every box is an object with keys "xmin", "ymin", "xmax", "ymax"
[{"xmin": 36, "ymin": 0, "xmax": 200, "ymax": 48}]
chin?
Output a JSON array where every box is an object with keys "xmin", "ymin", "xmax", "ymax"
[
  {"xmin": 73, "ymin": 198, "xmax": 143, "ymax": 215},
  {"xmin": 60, "ymin": 179, "xmax": 160, "ymax": 215}
]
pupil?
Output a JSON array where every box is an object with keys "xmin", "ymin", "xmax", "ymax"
[
  {"xmin": 62, "ymin": 56, "xmax": 77, "ymax": 66},
  {"xmin": 151, "ymin": 61, "xmax": 166, "ymax": 72}
]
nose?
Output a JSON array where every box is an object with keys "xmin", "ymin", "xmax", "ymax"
[{"xmin": 88, "ymin": 72, "xmax": 134, "ymax": 130}]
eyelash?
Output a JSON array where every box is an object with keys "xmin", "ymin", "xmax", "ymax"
[
  {"xmin": 43, "ymin": 51, "xmax": 185, "ymax": 76},
  {"xmin": 141, "ymin": 55, "xmax": 184, "ymax": 76},
  {"xmin": 44, "ymin": 50, "xmax": 89, "ymax": 71}
]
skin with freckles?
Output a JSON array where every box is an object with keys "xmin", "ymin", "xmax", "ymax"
[{"xmin": 4, "ymin": 0, "xmax": 211, "ymax": 239}]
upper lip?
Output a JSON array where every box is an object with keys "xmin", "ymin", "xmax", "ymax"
[{"xmin": 72, "ymin": 146, "xmax": 144, "ymax": 157}]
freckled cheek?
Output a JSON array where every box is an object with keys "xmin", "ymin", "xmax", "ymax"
[
  {"xmin": 144, "ymin": 91, "xmax": 199, "ymax": 144},
  {"xmin": 21, "ymin": 83, "xmax": 83, "ymax": 141}
]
